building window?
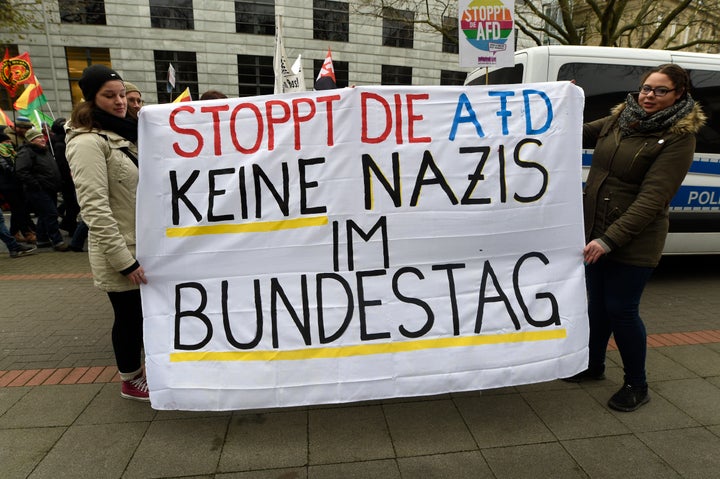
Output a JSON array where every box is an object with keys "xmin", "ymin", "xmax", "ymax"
[
  {"xmin": 313, "ymin": 0, "xmax": 349, "ymax": 42},
  {"xmin": 440, "ymin": 70, "xmax": 466, "ymax": 86},
  {"xmin": 154, "ymin": 51, "xmax": 198, "ymax": 103},
  {"xmin": 65, "ymin": 46, "xmax": 111, "ymax": 105},
  {"xmin": 442, "ymin": 16, "xmax": 458, "ymax": 54},
  {"xmin": 313, "ymin": 59, "xmax": 349, "ymax": 88},
  {"xmin": 382, "ymin": 7, "xmax": 414, "ymax": 48},
  {"xmin": 235, "ymin": 0, "xmax": 274, "ymax": 35},
  {"xmin": 237, "ymin": 55, "xmax": 274, "ymax": 97},
  {"xmin": 150, "ymin": 0, "xmax": 194, "ymax": 30},
  {"xmin": 58, "ymin": 0, "xmax": 106, "ymax": 25},
  {"xmin": 381, "ymin": 65, "xmax": 412, "ymax": 85}
]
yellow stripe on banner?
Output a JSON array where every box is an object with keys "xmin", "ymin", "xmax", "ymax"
[
  {"xmin": 166, "ymin": 215, "xmax": 329, "ymax": 237},
  {"xmin": 170, "ymin": 329, "xmax": 567, "ymax": 362}
]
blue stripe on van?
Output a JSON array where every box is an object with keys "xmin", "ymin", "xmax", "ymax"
[
  {"xmin": 688, "ymin": 160, "xmax": 720, "ymax": 176},
  {"xmin": 671, "ymin": 186, "xmax": 720, "ymax": 208},
  {"xmin": 582, "ymin": 152, "xmax": 592, "ymax": 166},
  {"xmin": 582, "ymin": 152, "xmax": 720, "ymax": 176}
]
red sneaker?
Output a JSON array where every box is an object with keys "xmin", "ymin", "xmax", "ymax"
[{"xmin": 121, "ymin": 373, "xmax": 150, "ymax": 402}]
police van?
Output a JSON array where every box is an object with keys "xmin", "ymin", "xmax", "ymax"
[{"xmin": 465, "ymin": 45, "xmax": 720, "ymax": 255}]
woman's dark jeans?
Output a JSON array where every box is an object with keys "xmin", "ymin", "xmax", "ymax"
[{"xmin": 586, "ymin": 258, "xmax": 654, "ymax": 386}]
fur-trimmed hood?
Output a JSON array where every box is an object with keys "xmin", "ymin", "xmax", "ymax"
[{"xmin": 610, "ymin": 100, "xmax": 706, "ymax": 135}]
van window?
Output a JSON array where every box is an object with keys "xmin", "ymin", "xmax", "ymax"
[
  {"xmin": 466, "ymin": 64, "xmax": 523, "ymax": 86},
  {"xmin": 557, "ymin": 63, "xmax": 645, "ymax": 123},
  {"xmin": 558, "ymin": 63, "xmax": 720, "ymax": 155},
  {"xmin": 688, "ymin": 69, "xmax": 720, "ymax": 155}
]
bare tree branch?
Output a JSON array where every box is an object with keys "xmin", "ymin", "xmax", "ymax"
[
  {"xmin": 638, "ymin": 0, "xmax": 694, "ymax": 48},
  {"xmin": 354, "ymin": 0, "xmax": 720, "ymax": 52},
  {"xmin": 0, "ymin": 0, "xmax": 43, "ymax": 43}
]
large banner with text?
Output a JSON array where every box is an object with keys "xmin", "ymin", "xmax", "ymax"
[{"xmin": 137, "ymin": 83, "xmax": 588, "ymax": 411}]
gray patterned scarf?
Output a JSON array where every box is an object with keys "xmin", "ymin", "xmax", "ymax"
[{"xmin": 618, "ymin": 93, "xmax": 695, "ymax": 137}]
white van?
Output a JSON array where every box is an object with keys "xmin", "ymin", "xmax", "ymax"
[{"xmin": 465, "ymin": 45, "xmax": 720, "ymax": 255}]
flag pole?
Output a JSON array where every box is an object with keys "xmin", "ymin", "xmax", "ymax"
[
  {"xmin": 9, "ymin": 98, "xmax": 19, "ymax": 148},
  {"xmin": 44, "ymin": 102, "xmax": 56, "ymax": 120},
  {"xmin": 35, "ymin": 110, "xmax": 54, "ymax": 156},
  {"xmin": 41, "ymin": 1, "xmax": 62, "ymax": 116}
]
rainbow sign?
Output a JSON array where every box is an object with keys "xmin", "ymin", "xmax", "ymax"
[{"xmin": 459, "ymin": 0, "xmax": 515, "ymax": 68}]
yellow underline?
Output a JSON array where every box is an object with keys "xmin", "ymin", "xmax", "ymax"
[
  {"xmin": 166, "ymin": 215, "xmax": 328, "ymax": 237},
  {"xmin": 170, "ymin": 329, "xmax": 567, "ymax": 362}
]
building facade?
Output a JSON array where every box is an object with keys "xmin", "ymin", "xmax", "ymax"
[{"xmin": 1, "ymin": 0, "xmax": 472, "ymax": 118}]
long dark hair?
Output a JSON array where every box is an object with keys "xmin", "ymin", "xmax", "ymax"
[
  {"xmin": 70, "ymin": 100, "xmax": 97, "ymax": 130},
  {"xmin": 639, "ymin": 63, "xmax": 693, "ymax": 99}
]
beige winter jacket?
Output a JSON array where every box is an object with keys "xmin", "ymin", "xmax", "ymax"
[{"xmin": 66, "ymin": 126, "xmax": 139, "ymax": 292}]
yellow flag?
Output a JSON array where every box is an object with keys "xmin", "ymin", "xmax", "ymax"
[{"xmin": 172, "ymin": 87, "xmax": 192, "ymax": 103}]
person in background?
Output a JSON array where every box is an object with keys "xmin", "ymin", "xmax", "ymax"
[
  {"xmin": 3, "ymin": 116, "xmax": 33, "ymax": 147},
  {"xmin": 69, "ymin": 217, "xmax": 88, "ymax": 252},
  {"xmin": 0, "ymin": 132, "xmax": 36, "ymax": 243},
  {"xmin": 40, "ymin": 122, "xmax": 52, "ymax": 143},
  {"xmin": 565, "ymin": 64, "xmax": 705, "ymax": 412},
  {"xmin": 0, "ymin": 205, "xmax": 36, "ymax": 258},
  {"xmin": 50, "ymin": 118, "xmax": 80, "ymax": 236},
  {"xmin": 65, "ymin": 64, "xmax": 149, "ymax": 402},
  {"xmin": 124, "ymin": 82, "xmax": 143, "ymax": 120},
  {"xmin": 14, "ymin": 128, "xmax": 69, "ymax": 251},
  {"xmin": 199, "ymin": 89, "xmax": 227, "ymax": 100}
]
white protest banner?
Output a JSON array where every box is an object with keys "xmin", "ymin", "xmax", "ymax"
[
  {"xmin": 459, "ymin": 0, "xmax": 515, "ymax": 68},
  {"xmin": 137, "ymin": 83, "xmax": 588, "ymax": 411}
]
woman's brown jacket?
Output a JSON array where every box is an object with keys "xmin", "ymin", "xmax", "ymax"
[{"xmin": 583, "ymin": 102, "xmax": 706, "ymax": 267}]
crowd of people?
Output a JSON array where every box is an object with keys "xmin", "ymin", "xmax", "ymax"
[
  {"xmin": 1, "ymin": 83, "xmax": 226, "ymax": 259},
  {"xmin": 1, "ymin": 72, "xmax": 227, "ymax": 401}
]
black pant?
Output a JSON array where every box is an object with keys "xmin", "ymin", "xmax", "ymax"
[
  {"xmin": 0, "ymin": 186, "xmax": 34, "ymax": 235},
  {"xmin": 107, "ymin": 289, "xmax": 144, "ymax": 374},
  {"xmin": 25, "ymin": 189, "xmax": 63, "ymax": 244}
]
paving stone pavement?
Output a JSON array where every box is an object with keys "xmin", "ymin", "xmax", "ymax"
[{"xmin": 1, "ymin": 243, "xmax": 719, "ymax": 478}]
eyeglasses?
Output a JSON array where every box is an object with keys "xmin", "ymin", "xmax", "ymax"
[{"xmin": 639, "ymin": 85, "xmax": 675, "ymax": 97}]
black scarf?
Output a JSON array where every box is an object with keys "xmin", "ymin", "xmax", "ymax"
[
  {"xmin": 92, "ymin": 107, "xmax": 138, "ymax": 144},
  {"xmin": 618, "ymin": 93, "xmax": 695, "ymax": 137}
]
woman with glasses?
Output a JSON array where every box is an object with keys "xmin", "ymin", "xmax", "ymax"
[{"xmin": 565, "ymin": 64, "xmax": 706, "ymax": 412}]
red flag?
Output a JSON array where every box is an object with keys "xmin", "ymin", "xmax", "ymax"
[
  {"xmin": 0, "ymin": 50, "xmax": 35, "ymax": 97},
  {"xmin": 315, "ymin": 49, "xmax": 337, "ymax": 90},
  {"xmin": 0, "ymin": 108, "xmax": 14, "ymax": 128}
]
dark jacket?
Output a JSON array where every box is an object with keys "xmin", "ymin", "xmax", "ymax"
[
  {"xmin": 0, "ymin": 144, "xmax": 17, "ymax": 191},
  {"xmin": 14, "ymin": 143, "xmax": 63, "ymax": 193},
  {"xmin": 583, "ymin": 102, "xmax": 706, "ymax": 267},
  {"xmin": 3, "ymin": 126, "xmax": 27, "ymax": 148}
]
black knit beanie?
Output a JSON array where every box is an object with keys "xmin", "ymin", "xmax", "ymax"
[{"xmin": 79, "ymin": 65, "xmax": 123, "ymax": 101}]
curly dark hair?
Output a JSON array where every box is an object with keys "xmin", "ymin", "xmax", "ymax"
[{"xmin": 639, "ymin": 63, "xmax": 693, "ymax": 99}]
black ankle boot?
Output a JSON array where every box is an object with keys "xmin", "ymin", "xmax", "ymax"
[{"xmin": 608, "ymin": 382, "xmax": 649, "ymax": 412}]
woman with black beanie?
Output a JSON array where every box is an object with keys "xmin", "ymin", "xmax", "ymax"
[{"xmin": 65, "ymin": 64, "xmax": 149, "ymax": 402}]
